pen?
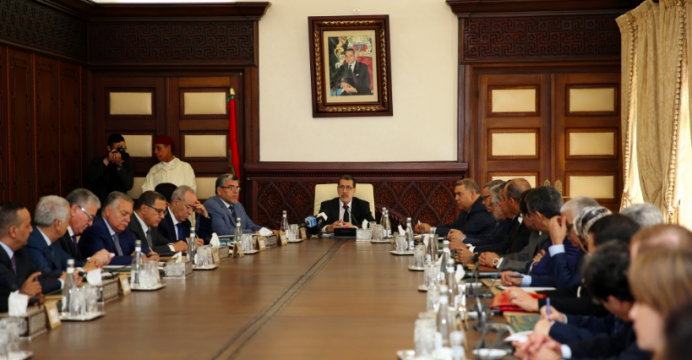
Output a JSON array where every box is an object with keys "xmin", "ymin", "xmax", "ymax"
[
  {"xmin": 547, "ymin": 298, "xmax": 551, "ymax": 317},
  {"xmin": 508, "ymin": 274, "xmax": 524, "ymax": 279}
]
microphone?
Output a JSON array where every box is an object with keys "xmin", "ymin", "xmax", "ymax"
[
  {"xmin": 300, "ymin": 212, "xmax": 328, "ymax": 236},
  {"xmin": 345, "ymin": 207, "xmax": 359, "ymax": 228}
]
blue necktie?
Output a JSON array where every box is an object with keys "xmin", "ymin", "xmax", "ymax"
[
  {"xmin": 176, "ymin": 223, "xmax": 184, "ymax": 241},
  {"xmin": 112, "ymin": 233, "xmax": 123, "ymax": 256},
  {"xmin": 71, "ymin": 234, "xmax": 80, "ymax": 257},
  {"xmin": 229, "ymin": 205, "xmax": 237, "ymax": 221}
]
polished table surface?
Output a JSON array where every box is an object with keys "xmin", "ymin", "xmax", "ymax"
[{"xmin": 29, "ymin": 239, "xmax": 495, "ymax": 359}]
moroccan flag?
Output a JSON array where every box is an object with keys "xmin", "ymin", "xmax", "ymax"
[{"xmin": 226, "ymin": 88, "xmax": 241, "ymax": 182}]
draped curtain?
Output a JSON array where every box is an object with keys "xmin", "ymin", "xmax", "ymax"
[{"xmin": 617, "ymin": 0, "xmax": 692, "ymax": 225}]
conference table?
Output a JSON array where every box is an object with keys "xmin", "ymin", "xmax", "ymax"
[{"xmin": 29, "ymin": 239, "xmax": 507, "ymax": 359}]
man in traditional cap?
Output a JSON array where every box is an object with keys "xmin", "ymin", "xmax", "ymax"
[{"xmin": 141, "ymin": 135, "xmax": 197, "ymax": 193}]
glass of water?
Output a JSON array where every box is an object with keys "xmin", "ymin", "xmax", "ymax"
[{"xmin": 395, "ymin": 235, "xmax": 408, "ymax": 252}]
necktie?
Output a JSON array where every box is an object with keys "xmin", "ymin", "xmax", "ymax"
[
  {"xmin": 11, "ymin": 255, "xmax": 16, "ymax": 274},
  {"xmin": 71, "ymin": 234, "xmax": 80, "ymax": 257},
  {"xmin": 350, "ymin": 64, "xmax": 354, "ymax": 75},
  {"xmin": 145, "ymin": 229, "xmax": 154, "ymax": 248},
  {"xmin": 176, "ymin": 223, "xmax": 184, "ymax": 241},
  {"xmin": 112, "ymin": 233, "xmax": 123, "ymax": 256},
  {"xmin": 342, "ymin": 205, "xmax": 350, "ymax": 223},
  {"xmin": 229, "ymin": 205, "xmax": 237, "ymax": 221}
]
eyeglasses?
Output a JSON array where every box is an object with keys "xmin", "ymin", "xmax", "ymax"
[
  {"xmin": 480, "ymin": 195, "xmax": 491, "ymax": 201},
  {"xmin": 145, "ymin": 204, "xmax": 167, "ymax": 216},
  {"xmin": 79, "ymin": 206, "xmax": 95, "ymax": 222},
  {"xmin": 338, "ymin": 185, "xmax": 355, "ymax": 191},
  {"xmin": 181, "ymin": 202, "xmax": 196, "ymax": 211},
  {"xmin": 220, "ymin": 185, "xmax": 241, "ymax": 192}
]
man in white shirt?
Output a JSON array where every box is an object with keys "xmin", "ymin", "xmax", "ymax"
[{"xmin": 141, "ymin": 135, "xmax": 197, "ymax": 193}]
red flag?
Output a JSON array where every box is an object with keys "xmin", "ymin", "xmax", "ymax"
[{"xmin": 227, "ymin": 88, "xmax": 240, "ymax": 182}]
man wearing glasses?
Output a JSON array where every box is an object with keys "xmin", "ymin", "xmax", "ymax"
[
  {"xmin": 320, "ymin": 175, "xmax": 375, "ymax": 232},
  {"xmin": 158, "ymin": 185, "xmax": 212, "ymax": 246},
  {"xmin": 128, "ymin": 191, "xmax": 185, "ymax": 255},
  {"xmin": 205, "ymin": 174, "xmax": 263, "ymax": 235},
  {"xmin": 57, "ymin": 189, "xmax": 112, "ymax": 266}
]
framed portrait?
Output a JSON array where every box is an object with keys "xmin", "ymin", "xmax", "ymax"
[{"xmin": 308, "ymin": 15, "xmax": 393, "ymax": 117}]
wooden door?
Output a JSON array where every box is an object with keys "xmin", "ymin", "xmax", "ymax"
[
  {"xmin": 476, "ymin": 73, "xmax": 552, "ymax": 189},
  {"xmin": 554, "ymin": 73, "xmax": 622, "ymax": 211}
]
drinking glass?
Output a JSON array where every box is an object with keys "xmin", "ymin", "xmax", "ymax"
[
  {"xmin": 372, "ymin": 225, "xmax": 382, "ymax": 241},
  {"xmin": 414, "ymin": 245, "xmax": 426, "ymax": 268},
  {"xmin": 69, "ymin": 287, "xmax": 86, "ymax": 317},
  {"xmin": 242, "ymin": 234, "xmax": 254, "ymax": 252},
  {"xmin": 424, "ymin": 261, "xmax": 439, "ymax": 288},
  {"xmin": 369, "ymin": 221, "xmax": 376, "ymax": 230},
  {"xmin": 395, "ymin": 235, "xmax": 408, "ymax": 253},
  {"xmin": 414, "ymin": 318, "xmax": 435, "ymax": 359},
  {"xmin": 164, "ymin": 261, "xmax": 185, "ymax": 277},
  {"xmin": 141, "ymin": 261, "xmax": 158, "ymax": 287},
  {"xmin": 290, "ymin": 224, "xmax": 299, "ymax": 239},
  {"xmin": 84, "ymin": 285, "xmax": 99, "ymax": 313}
]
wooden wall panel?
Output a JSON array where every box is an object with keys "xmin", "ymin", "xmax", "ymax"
[
  {"xmin": 0, "ymin": 45, "xmax": 6, "ymax": 202},
  {"xmin": 35, "ymin": 55, "xmax": 60, "ymax": 197},
  {"xmin": 59, "ymin": 62, "xmax": 83, "ymax": 195},
  {"xmin": 7, "ymin": 49, "xmax": 35, "ymax": 209}
]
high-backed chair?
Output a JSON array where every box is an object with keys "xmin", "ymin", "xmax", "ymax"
[{"xmin": 313, "ymin": 183, "xmax": 375, "ymax": 216}]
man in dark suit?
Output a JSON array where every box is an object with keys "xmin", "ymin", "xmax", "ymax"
[
  {"xmin": 417, "ymin": 179, "xmax": 495, "ymax": 238},
  {"xmin": 85, "ymin": 133, "xmax": 135, "ymax": 206},
  {"xmin": 158, "ymin": 186, "xmax": 212, "ymax": 246},
  {"xmin": 0, "ymin": 202, "xmax": 65, "ymax": 312},
  {"xmin": 27, "ymin": 196, "xmax": 101, "ymax": 276},
  {"xmin": 128, "ymin": 191, "xmax": 181, "ymax": 255},
  {"xmin": 319, "ymin": 175, "xmax": 375, "ymax": 232},
  {"xmin": 57, "ymin": 188, "xmax": 111, "ymax": 266},
  {"xmin": 205, "ymin": 174, "xmax": 263, "ymax": 235},
  {"xmin": 78, "ymin": 192, "xmax": 159, "ymax": 265},
  {"xmin": 331, "ymin": 48, "xmax": 372, "ymax": 96}
]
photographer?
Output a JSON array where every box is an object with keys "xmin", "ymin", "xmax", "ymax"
[{"xmin": 86, "ymin": 133, "xmax": 135, "ymax": 206}]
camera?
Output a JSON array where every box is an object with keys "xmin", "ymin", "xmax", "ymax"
[{"xmin": 111, "ymin": 146, "xmax": 130, "ymax": 161}]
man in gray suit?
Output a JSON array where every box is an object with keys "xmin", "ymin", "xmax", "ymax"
[{"xmin": 204, "ymin": 174, "xmax": 262, "ymax": 235}]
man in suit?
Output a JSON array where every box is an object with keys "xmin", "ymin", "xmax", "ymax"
[
  {"xmin": 79, "ymin": 192, "xmax": 159, "ymax": 265},
  {"xmin": 158, "ymin": 185, "xmax": 212, "ymax": 245},
  {"xmin": 128, "ymin": 191, "xmax": 182, "ymax": 255},
  {"xmin": 58, "ymin": 188, "xmax": 111, "ymax": 266},
  {"xmin": 0, "ymin": 202, "xmax": 65, "ymax": 312},
  {"xmin": 85, "ymin": 133, "xmax": 135, "ymax": 206},
  {"xmin": 320, "ymin": 175, "xmax": 376, "ymax": 232},
  {"xmin": 331, "ymin": 48, "xmax": 372, "ymax": 96},
  {"xmin": 27, "ymin": 196, "xmax": 101, "ymax": 276},
  {"xmin": 205, "ymin": 174, "xmax": 262, "ymax": 235}
]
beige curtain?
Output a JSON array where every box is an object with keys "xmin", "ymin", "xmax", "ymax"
[{"xmin": 617, "ymin": 0, "xmax": 692, "ymax": 225}]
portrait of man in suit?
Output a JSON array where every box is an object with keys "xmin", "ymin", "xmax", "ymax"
[{"xmin": 329, "ymin": 33, "xmax": 375, "ymax": 98}]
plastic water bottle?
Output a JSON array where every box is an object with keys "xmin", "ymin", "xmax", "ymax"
[
  {"xmin": 406, "ymin": 217, "xmax": 415, "ymax": 251},
  {"xmin": 280, "ymin": 210, "xmax": 289, "ymax": 233},
  {"xmin": 130, "ymin": 240, "xmax": 143, "ymax": 286},
  {"xmin": 62, "ymin": 259, "xmax": 76, "ymax": 314}
]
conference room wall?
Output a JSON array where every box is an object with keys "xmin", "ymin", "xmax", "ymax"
[{"xmin": 254, "ymin": 0, "xmax": 460, "ymax": 162}]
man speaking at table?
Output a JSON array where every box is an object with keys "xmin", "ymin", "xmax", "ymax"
[
  {"xmin": 205, "ymin": 174, "xmax": 262, "ymax": 235},
  {"xmin": 320, "ymin": 175, "xmax": 375, "ymax": 232}
]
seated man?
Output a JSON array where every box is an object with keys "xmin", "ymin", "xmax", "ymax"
[
  {"xmin": 128, "ymin": 191, "xmax": 184, "ymax": 255},
  {"xmin": 450, "ymin": 181, "xmax": 512, "ymax": 251},
  {"xmin": 79, "ymin": 192, "xmax": 159, "ymax": 265},
  {"xmin": 0, "ymin": 202, "xmax": 66, "ymax": 312},
  {"xmin": 27, "ymin": 196, "xmax": 101, "ymax": 276},
  {"xmin": 58, "ymin": 188, "xmax": 111, "ymax": 265},
  {"xmin": 205, "ymin": 174, "xmax": 262, "ymax": 235},
  {"xmin": 417, "ymin": 179, "xmax": 495, "ymax": 237},
  {"xmin": 321, "ymin": 175, "xmax": 375, "ymax": 231},
  {"xmin": 158, "ymin": 186, "xmax": 212, "ymax": 245}
]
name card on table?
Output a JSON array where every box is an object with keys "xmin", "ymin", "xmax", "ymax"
[
  {"xmin": 212, "ymin": 248, "xmax": 221, "ymax": 264},
  {"xmin": 279, "ymin": 232, "xmax": 288, "ymax": 246},
  {"xmin": 232, "ymin": 242, "xmax": 245, "ymax": 257},
  {"xmin": 44, "ymin": 300, "xmax": 61, "ymax": 329},
  {"xmin": 257, "ymin": 237, "xmax": 267, "ymax": 251},
  {"xmin": 300, "ymin": 228, "xmax": 308, "ymax": 240},
  {"xmin": 119, "ymin": 274, "xmax": 131, "ymax": 296}
]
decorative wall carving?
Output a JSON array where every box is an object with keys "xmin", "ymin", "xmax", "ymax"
[
  {"xmin": 463, "ymin": 15, "xmax": 621, "ymax": 61},
  {"xmin": 253, "ymin": 180, "xmax": 458, "ymax": 229},
  {"xmin": 88, "ymin": 22, "xmax": 255, "ymax": 64},
  {"xmin": 0, "ymin": 0, "xmax": 87, "ymax": 62}
]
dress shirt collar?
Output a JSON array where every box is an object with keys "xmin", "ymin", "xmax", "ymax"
[
  {"xmin": 220, "ymin": 198, "xmax": 233, "ymax": 208},
  {"xmin": 339, "ymin": 199, "xmax": 352, "ymax": 209},
  {"xmin": 103, "ymin": 218, "xmax": 117, "ymax": 237},
  {"xmin": 514, "ymin": 213, "xmax": 523, "ymax": 224},
  {"xmin": 37, "ymin": 228, "xmax": 52, "ymax": 247},
  {"xmin": 168, "ymin": 207, "xmax": 180, "ymax": 226},
  {"xmin": 134, "ymin": 212, "xmax": 149, "ymax": 234},
  {"xmin": 0, "ymin": 242, "xmax": 14, "ymax": 261},
  {"xmin": 67, "ymin": 226, "xmax": 75, "ymax": 237}
]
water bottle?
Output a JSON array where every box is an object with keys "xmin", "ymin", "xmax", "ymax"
[
  {"xmin": 280, "ymin": 210, "xmax": 289, "ymax": 234},
  {"xmin": 448, "ymin": 261, "xmax": 459, "ymax": 309},
  {"xmin": 406, "ymin": 217, "xmax": 415, "ymax": 251},
  {"xmin": 384, "ymin": 209, "xmax": 392, "ymax": 238},
  {"xmin": 62, "ymin": 259, "xmax": 77, "ymax": 314},
  {"xmin": 450, "ymin": 331, "xmax": 466, "ymax": 360},
  {"xmin": 131, "ymin": 240, "xmax": 143, "ymax": 286},
  {"xmin": 427, "ymin": 281, "xmax": 440, "ymax": 313},
  {"xmin": 189, "ymin": 228, "xmax": 197, "ymax": 264},
  {"xmin": 436, "ymin": 291, "xmax": 452, "ymax": 348},
  {"xmin": 428, "ymin": 226, "xmax": 438, "ymax": 261},
  {"xmin": 233, "ymin": 217, "xmax": 243, "ymax": 250}
]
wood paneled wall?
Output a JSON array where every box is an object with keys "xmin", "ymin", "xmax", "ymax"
[{"xmin": 0, "ymin": 44, "xmax": 85, "ymax": 211}]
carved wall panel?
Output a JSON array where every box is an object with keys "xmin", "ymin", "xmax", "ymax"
[
  {"xmin": 463, "ymin": 15, "xmax": 621, "ymax": 62},
  {"xmin": 0, "ymin": 0, "xmax": 87, "ymax": 62},
  {"xmin": 59, "ymin": 62, "xmax": 82, "ymax": 196},
  {"xmin": 88, "ymin": 22, "xmax": 255, "ymax": 65}
]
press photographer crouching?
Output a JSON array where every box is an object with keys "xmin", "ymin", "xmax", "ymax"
[{"xmin": 86, "ymin": 133, "xmax": 135, "ymax": 207}]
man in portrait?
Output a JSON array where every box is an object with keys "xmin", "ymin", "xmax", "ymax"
[{"xmin": 331, "ymin": 48, "xmax": 372, "ymax": 96}]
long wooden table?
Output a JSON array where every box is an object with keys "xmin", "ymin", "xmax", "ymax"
[{"xmin": 29, "ymin": 239, "xmax": 496, "ymax": 359}]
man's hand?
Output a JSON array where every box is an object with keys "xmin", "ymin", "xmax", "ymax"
[
  {"xmin": 480, "ymin": 252, "xmax": 499, "ymax": 267},
  {"xmin": 193, "ymin": 202, "xmax": 209, "ymax": 218},
  {"xmin": 195, "ymin": 238, "xmax": 204, "ymax": 247},
  {"xmin": 415, "ymin": 223, "xmax": 431, "ymax": 234},
  {"xmin": 20, "ymin": 272, "xmax": 42, "ymax": 297},
  {"xmin": 501, "ymin": 271, "xmax": 523, "ymax": 286},
  {"xmin": 91, "ymin": 249, "xmax": 112, "ymax": 266},
  {"xmin": 447, "ymin": 229, "xmax": 465, "ymax": 242},
  {"xmin": 533, "ymin": 249, "xmax": 546, "ymax": 263},
  {"xmin": 145, "ymin": 251, "xmax": 160, "ymax": 262},
  {"xmin": 449, "ymin": 239, "xmax": 468, "ymax": 251},
  {"xmin": 341, "ymin": 82, "xmax": 357, "ymax": 94},
  {"xmin": 111, "ymin": 151, "xmax": 124, "ymax": 165},
  {"xmin": 456, "ymin": 247, "xmax": 475, "ymax": 264},
  {"xmin": 513, "ymin": 333, "xmax": 562, "ymax": 360},
  {"xmin": 82, "ymin": 258, "xmax": 102, "ymax": 272},
  {"xmin": 505, "ymin": 287, "xmax": 539, "ymax": 311},
  {"xmin": 172, "ymin": 241, "xmax": 188, "ymax": 252},
  {"xmin": 73, "ymin": 272, "xmax": 83, "ymax": 287},
  {"xmin": 539, "ymin": 305, "xmax": 567, "ymax": 323},
  {"xmin": 549, "ymin": 216, "xmax": 568, "ymax": 245}
]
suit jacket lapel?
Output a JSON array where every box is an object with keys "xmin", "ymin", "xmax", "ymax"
[{"xmin": 129, "ymin": 218, "xmax": 146, "ymax": 243}]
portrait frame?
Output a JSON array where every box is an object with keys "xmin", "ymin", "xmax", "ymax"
[{"xmin": 308, "ymin": 15, "xmax": 393, "ymax": 118}]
